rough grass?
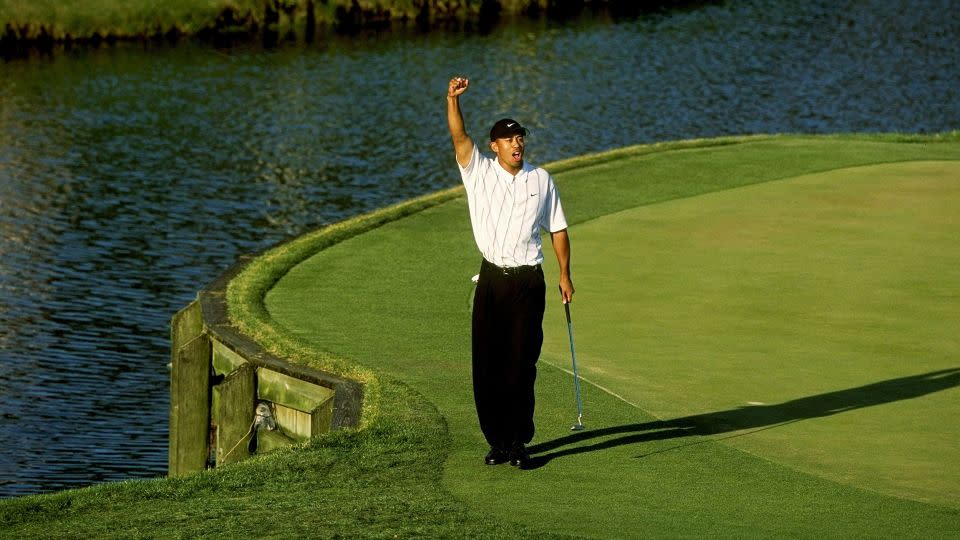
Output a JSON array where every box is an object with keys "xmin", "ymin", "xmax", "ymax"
[
  {"xmin": 2, "ymin": 0, "xmax": 244, "ymax": 40},
  {"xmin": 0, "ymin": 0, "xmax": 422, "ymax": 42},
  {"xmin": 1, "ymin": 0, "xmax": 562, "ymax": 43},
  {"xmin": 0, "ymin": 379, "xmax": 556, "ymax": 539}
]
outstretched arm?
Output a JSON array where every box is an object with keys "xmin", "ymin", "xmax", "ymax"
[
  {"xmin": 551, "ymin": 229, "xmax": 575, "ymax": 303},
  {"xmin": 447, "ymin": 76, "xmax": 475, "ymax": 168}
]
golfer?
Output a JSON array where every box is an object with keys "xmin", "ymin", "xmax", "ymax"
[{"xmin": 446, "ymin": 76, "xmax": 574, "ymax": 468}]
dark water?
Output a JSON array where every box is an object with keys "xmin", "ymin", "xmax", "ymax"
[{"xmin": 1, "ymin": 0, "xmax": 958, "ymax": 498}]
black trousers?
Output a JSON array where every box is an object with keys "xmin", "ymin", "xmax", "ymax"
[{"xmin": 472, "ymin": 259, "xmax": 546, "ymax": 449}]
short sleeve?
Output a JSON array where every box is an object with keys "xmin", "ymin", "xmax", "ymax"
[
  {"xmin": 543, "ymin": 176, "xmax": 568, "ymax": 233},
  {"xmin": 458, "ymin": 144, "xmax": 481, "ymax": 187}
]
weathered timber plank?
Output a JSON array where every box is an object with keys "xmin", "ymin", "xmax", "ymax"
[
  {"xmin": 256, "ymin": 428, "xmax": 297, "ymax": 454},
  {"xmin": 170, "ymin": 299, "xmax": 203, "ymax": 351},
  {"xmin": 311, "ymin": 398, "xmax": 335, "ymax": 439},
  {"xmin": 213, "ymin": 363, "xmax": 255, "ymax": 467},
  {"xmin": 168, "ymin": 333, "xmax": 210, "ymax": 476},
  {"xmin": 211, "ymin": 338, "xmax": 247, "ymax": 376},
  {"xmin": 258, "ymin": 368, "xmax": 335, "ymax": 413},
  {"xmin": 271, "ymin": 404, "xmax": 311, "ymax": 441}
]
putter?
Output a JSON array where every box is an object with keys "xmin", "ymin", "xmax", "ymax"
[{"xmin": 561, "ymin": 288, "xmax": 585, "ymax": 431}]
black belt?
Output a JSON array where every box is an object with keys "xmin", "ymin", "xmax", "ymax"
[{"xmin": 483, "ymin": 259, "xmax": 541, "ymax": 276}]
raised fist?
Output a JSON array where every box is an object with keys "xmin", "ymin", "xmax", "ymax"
[{"xmin": 448, "ymin": 76, "xmax": 469, "ymax": 98}]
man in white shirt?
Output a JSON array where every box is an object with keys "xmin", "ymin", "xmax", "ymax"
[{"xmin": 446, "ymin": 75, "xmax": 574, "ymax": 468}]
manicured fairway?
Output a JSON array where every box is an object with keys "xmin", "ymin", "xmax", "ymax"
[{"xmin": 264, "ymin": 136, "xmax": 960, "ymax": 536}]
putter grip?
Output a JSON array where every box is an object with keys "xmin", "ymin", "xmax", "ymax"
[{"xmin": 560, "ymin": 286, "xmax": 572, "ymax": 324}]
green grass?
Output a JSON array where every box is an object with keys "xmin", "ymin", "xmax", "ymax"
[
  {"xmin": 263, "ymin": 133, "xmax": 960, "ymax": 536},
  {"xmin": 544, "ymin": 160, "xmax": 960, "ymax": 506},
  {"xmin": 0, "ymin": 0, "xmax": 391, "ymax": 41},
  {"xmin": 2, "ymin": 0, "xmax": 233, "ymax": 40},
  {"xmin": 2, "ymin": 133, "xmax": 959, "ymax": 538},
  {"xmin": 0, "ymin": 0, "xmax": 541, "ymax": 42},
  {"xmin": 0, "ymin": 380, "xmax": 550, "ymax": 538}
]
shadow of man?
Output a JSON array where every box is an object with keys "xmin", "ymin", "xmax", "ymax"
[{"xmin": 524, "ymin": 367, "xmax": 959, "ymax": 469}]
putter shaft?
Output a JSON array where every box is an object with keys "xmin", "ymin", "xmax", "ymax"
[{"xmin": 563, "ymin": 299, "xmax": 585, "ymax": 430}]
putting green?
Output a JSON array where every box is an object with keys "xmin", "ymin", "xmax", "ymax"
[
  {"xmin": 264, "ymin": 137, "xmax": 960, "ymax": 536},
  {"xmin": 539, "ymin": 160, "xmax": 960, "ymax": 508}
]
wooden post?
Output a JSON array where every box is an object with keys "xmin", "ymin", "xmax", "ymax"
[
  {"xmin": 213, "ymin": 362, "xmax": 256, "ymax": 466},
  {"xmin": 168, "ymin": 323, "xmax": 211, "ymax": 476}
]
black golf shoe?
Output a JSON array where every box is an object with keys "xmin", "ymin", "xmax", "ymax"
[
  {"xmin": 508, "ymin": 443, "xmax": 529, "ymax": 468},
  {"xmin": 484, "ymin": 446, "xmax": 509, "ymax": 465}
]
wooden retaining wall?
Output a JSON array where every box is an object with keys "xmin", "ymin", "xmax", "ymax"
[{"xmin": 168, "ymin": 256, "xmax": 363, "ymax": 476}]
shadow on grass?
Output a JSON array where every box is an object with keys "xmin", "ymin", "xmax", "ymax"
[{"xmin": 524, "ymin": 367, "xmax": 960, "ymax": 469}]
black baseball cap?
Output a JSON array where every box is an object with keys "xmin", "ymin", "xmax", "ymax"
[{"xmin": 489, "ymin": 118, "xmax": 528, "ymax": 141}]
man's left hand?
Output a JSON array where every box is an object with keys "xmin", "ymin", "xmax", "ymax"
[{"xmin": 559, "ymin": 277, "xmax": 575, "ymax": 304}]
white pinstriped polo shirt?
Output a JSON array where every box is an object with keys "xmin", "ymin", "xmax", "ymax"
[{"xmin": 459, "ymin": 144, "xmax": 568, "ymax": 267}]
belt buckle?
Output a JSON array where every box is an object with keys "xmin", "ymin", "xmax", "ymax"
[{"xmin": 501, "ymin": 264, "xmax": 529, "ymax": 276}]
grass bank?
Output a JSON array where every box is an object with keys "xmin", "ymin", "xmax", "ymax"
[
  {"xmin": 2, "ymin": 133, "xmax": 958, "ymax": 538},
  {"xmin": 0, "ymin": 0, "xmax": 695, "ymax": 47}
]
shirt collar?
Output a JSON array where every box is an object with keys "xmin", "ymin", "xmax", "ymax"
[{"xmin": 495, "ymin": 160, "xmax": 532, "ymax": 183}]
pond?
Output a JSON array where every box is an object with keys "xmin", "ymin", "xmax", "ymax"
[{"xmin": 0, "ymin": 0, "xmax": 957, "ymax": 498}]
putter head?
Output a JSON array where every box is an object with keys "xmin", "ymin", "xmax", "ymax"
[{"xmin": 570, "ymin": 422, "xmax": 585, "ymax": 431}]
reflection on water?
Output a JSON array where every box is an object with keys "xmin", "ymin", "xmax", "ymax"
[{"xmin": 1, "ymin": 0, "xmax": 958, "ymax": 497}]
